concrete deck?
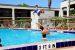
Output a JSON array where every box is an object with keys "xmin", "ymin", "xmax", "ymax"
[{"xmin": 50, "ymin": 46, "xmax": 75, "ymax": 50}]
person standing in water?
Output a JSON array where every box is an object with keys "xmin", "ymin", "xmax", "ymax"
[{"xmin": 36, "ymin": 23, "xmax": 49, "ymax": 40}]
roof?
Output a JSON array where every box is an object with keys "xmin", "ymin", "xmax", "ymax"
[
  {"xmin": 0, "ymin": 3, "xmax": 59, "ymax": 10},
  {"xmin": 0, "ymin": 3, "xmax": 47, "ymax": 8}
]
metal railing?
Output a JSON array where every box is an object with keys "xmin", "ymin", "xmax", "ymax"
[
  {"xmin": 39, "ymin": 18, "xmax": 75, "ymax": 30},
  {"xmin": 0, "ymin": 20, "xmax": 31, "ymax": 28},
  {"xmin": 0, "ymin": 18, "xmax": 75, "ymax": 30}
]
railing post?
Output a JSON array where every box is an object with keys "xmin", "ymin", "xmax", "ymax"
[
  {"xmin": 67, "ymin": 0, "xmax": 70, "ymax": 30},
  {"xmin": 12, "ymin": 8, "xmax": 15, "ymax": 24}
]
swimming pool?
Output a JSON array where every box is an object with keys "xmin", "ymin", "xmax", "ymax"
[{"xmin": 0, "ymin": 28, "xmax": 75, "ymax": 50}]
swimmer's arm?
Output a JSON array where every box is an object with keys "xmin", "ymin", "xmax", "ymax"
[{"xmin": 36, "ymin": 23, "xmax": 43, "ymax": 27}]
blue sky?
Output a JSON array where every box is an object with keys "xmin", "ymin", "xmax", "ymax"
[{"xmin": 0, "ymin": 0, "xmax": 62, "ymax": 8}]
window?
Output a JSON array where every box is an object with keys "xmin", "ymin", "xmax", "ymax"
[
  {"xmin": 0, "ymin": 8, "xmax": 12, "ymax": 17},
  {"xmin": 15, "ymin": 9, "xmax": 31, "ymax": 17},
  {"xmin": 55, "ymin": 11, "xmax": 59, "ymax": 16}
]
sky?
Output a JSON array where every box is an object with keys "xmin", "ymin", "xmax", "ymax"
[{"xmin": 0, "ymin": 0, "xmax": 63, "ymax": 8}]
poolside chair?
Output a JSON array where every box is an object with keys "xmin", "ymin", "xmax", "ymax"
[
  {"xmin": 9, "ymin": 24, "xmax": 17, "ymax": 28},
  {"xmin": 56, "ymin": 23, "xmax": 63, "ymax": 28},
  {"xmin": 0, "ymin": 24, "xmax": 5, "ymax": 28}
]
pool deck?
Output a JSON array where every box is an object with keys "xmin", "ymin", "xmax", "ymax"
[{"xmin": 50, "ymin": 46, "xmax": 75, "ymax": 50}]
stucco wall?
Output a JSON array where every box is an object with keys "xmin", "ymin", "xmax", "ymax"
[{"xmin": 40, "ymin": 11, "xmax": 55, "ymax": 19}]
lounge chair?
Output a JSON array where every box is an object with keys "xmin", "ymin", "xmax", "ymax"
[{"xmin": 9, "ymin": 24, "xmax": 17, "ymax": 28}]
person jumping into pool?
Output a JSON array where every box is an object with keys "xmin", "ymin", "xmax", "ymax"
[{"xmin": 36, "ymin": 23, "xmax": 49, "ymax": 40}]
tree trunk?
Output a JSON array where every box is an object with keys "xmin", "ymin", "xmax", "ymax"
[{"xmin": 48, "ymin": 0, "xmax": 51, "ymax": 10}]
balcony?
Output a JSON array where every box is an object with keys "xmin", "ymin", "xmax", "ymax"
[{"xmin": 61, "ymin": 0, "xmax": 75, "ymax": 8}]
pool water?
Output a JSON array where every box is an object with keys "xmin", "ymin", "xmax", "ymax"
[{"xmin": 0, "ymin": 29, "xmax": 75, "ymax": 46}]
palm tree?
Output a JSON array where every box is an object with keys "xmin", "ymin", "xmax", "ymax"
[
  {"xmin": 19, "ymin": 3, "xmax": 29, "ymax": 7},
  {"xmin": 48, "ymin": 0, "xmax": 52, "ymax": 10}
]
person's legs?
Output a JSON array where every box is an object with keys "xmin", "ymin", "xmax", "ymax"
[
  {"xmin": 42, "ymin": 34, "xmax": 46, "ymax": 38},
  {"xmin": 42, "ymin": 34, "xmax": 47, "ymax": 40}
]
